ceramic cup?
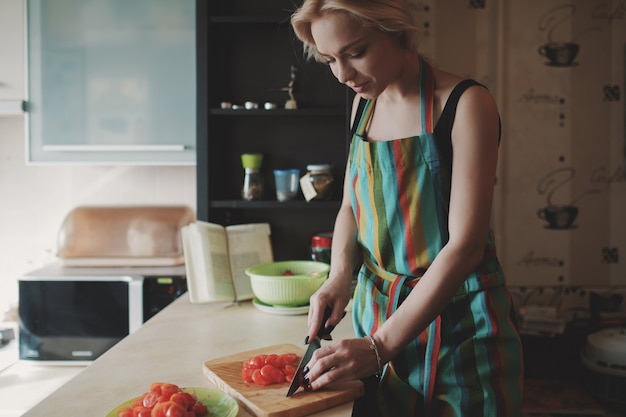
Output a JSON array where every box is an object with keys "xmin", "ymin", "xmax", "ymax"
[{"xmin": 274, "ymin": 169, "xmax": 300, "ymax": 202}]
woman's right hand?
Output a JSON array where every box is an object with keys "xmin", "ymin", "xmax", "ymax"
[{"xmin": 306, "ymin": 275, "xmax": 353, "ymax": 343}]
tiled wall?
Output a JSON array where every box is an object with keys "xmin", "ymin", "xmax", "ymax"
[{"xmin": 0, "ymin": 116, "xmax": 196, "ymax": 319}]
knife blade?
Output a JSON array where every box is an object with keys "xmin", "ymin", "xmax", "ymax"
[{"xmin": 286, "ymin": 307, "xmax": 334, "ymax": 397}]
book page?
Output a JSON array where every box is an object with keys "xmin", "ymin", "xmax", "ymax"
[
  {"xmin": 182, "ymin": 221, "xmax": 236, "ymax": 303},
  {"xmin": 225, "ymin": 223, "xmax": 274, "ymax": 300}
]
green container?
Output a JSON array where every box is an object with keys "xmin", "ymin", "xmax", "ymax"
[
  {"xmin": 245, "ymin": 260, "xmax": 329, "ymax": 307},
  {"xmin": 241, "ymin": 153, "xmax": 263, "ymax": 169}
]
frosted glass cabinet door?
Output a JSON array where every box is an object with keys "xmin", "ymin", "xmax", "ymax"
[
  {"xmin": 26, "ymin": 0, "xmax": 196, "ymax": 165},
  {"xmin": 0, "ymin": 0, "xmax": 25, "ymax": 102}
]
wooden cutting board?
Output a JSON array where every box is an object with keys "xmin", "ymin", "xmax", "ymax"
[{"xmin": 203, "ymin": 344, "xmax": 363, "ymax": 417}]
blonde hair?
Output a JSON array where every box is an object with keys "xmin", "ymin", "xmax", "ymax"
[{"xmin": 291, "ymin": 0, "xmax": 419, "ymax": 62}]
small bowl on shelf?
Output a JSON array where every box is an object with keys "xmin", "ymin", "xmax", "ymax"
[{"xmin": 245, "ymin": 260, "xmax": 329, "ymax": 307}]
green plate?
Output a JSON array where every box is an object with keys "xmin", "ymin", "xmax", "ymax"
[{"xmin": 106, "ymin": 387, "xmax": 238, "ymax": 417}]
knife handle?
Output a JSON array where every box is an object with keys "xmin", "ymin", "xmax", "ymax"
[{"xmin": 317, "ymin": 307, "xmax": 335, "ymax": 340}]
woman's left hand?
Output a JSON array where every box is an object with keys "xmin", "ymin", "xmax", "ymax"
[{"xmin": 304, "ymin": 337, "xmax": 380, "ymax": 391}]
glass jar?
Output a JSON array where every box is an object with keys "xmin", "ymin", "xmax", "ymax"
[
  {"xmin": 242, "ymin": 167, "xmax": 264, "ymax": 200},
  {"xmin": 306, "ymin": 164, "xmax": 334, "ymax": 201},
  {"xmin": 310, "ymin": 232, "xmax": 332, "ymax": 264}
]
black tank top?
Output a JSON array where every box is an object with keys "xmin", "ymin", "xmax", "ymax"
[{"xmin": 350, "ymin": 79, "xmax": 501, "ymax": 169}]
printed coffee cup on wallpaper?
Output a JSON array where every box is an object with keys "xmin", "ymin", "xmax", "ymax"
[
  {"xmin": 538, "ymin": 42, "xmax": 579, "ymax": 66},
  {"xmin": 537, "ymin": 205, "xmax": 579, "ymax": 229}
]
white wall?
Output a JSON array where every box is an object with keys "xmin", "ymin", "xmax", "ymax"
[{"xmin": 0, "ymin": 115, "xmax": 196, "ymax": 320}]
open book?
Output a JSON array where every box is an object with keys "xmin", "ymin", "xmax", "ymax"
[{"xmin": 181, "ymin": 221, "xmax": 273, "ymax": 303}]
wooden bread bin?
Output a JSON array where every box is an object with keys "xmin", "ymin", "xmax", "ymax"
[{"xmin": 56, "ymin": 206, "xmax": 195, "ymax": 267}]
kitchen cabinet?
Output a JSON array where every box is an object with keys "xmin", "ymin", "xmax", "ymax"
[
  {"xmin": 26, "ymin": 0, "xmax": 196, "ymax": 165},
  {"xmin": 196, "ymin": 0, "xmax": 352, "ymax": 260},
  {"xmin": 0, "ymin": 0, "xmax": 26, "ymax": 114}
]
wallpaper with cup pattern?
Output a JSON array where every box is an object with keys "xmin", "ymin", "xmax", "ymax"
[{"xmin": 408, "ymin": 0, "xmax": 625, "ymax": 286}]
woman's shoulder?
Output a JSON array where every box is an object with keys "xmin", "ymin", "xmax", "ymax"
[
  {"xmin": 434, "ymin": 68, "xmax": 495, "ymax": 111},
  {"xmin": 431, "ymin": 68, "xmax": 465, "ymax": 121}
]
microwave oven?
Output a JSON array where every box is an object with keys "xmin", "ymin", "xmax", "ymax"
[{"xmin": 18, "ymin": 263, "xmax": 187, "ymax": 364}]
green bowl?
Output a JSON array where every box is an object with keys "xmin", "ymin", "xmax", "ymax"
[{"xmin": 245, "ymin": 261, "xmax": 329, "ymax": 307}]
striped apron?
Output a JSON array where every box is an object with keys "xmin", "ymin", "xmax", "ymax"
[{"xmin": 349, "ymin": 58, "xmax": 523, "ymax": 417}]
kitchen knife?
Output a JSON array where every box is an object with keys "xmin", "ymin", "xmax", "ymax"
[{"xmin": 286, "ymin": 307, "xmax": 334, "ymax": 397}]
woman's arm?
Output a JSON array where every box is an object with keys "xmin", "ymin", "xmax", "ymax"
[
  {"xmin": 305, "ymin": 94, "xmax": 363, "ymax": 341},
  {"xmin": 306, "ymin": 158, "xmax": 361, "ymax": 341}
]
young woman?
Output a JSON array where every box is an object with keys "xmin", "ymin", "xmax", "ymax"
[{"xmin": 291, "ymin": 1, "xmax": 523, "ymax": 416}]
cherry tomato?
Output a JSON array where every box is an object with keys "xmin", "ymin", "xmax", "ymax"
[
  {"xmin": 142, "ymin": 391, "xmax": 159, "ymax": 408},
  {"xmin": 280, "ymin": 353, "xmax": 298, "ymax": 364},
  {"xmin": 182, "ymin": 392, "xmax": 197, "ymax": 409},
  {"xmin": 165, "ymin": 403, "xmax": 187, "ymax": 417},
  {"xmin": 260, "ymin": 365, "xmax": 284, "ymax": 383},
  {"xmin": 192, "ymin": 402, "xmax": 208, "ymax": 416},
  {"xmin": 149, "ymin": 382, "xmax": 164, "ymax": 395},
  {"xmin": 131, "ymin": 398, "xmax": 144, "ymax": 409},
  {"xmin": 160, "ymin": 383, "xmax": 181, "ymax": 399},
  {"xmin": 151, "ymin": 401, "xmax": 187, "ymax": 417},
  {"xmin": 264, "ymin": 354, "xmax": 279, "ymax": 367},
  {"xmin": 246, "ymin": 356, "xmax": 264, "ymax": 369},
  {"xmin": 131, "ymin": 405, "xmax": 152, "ymax": 417},
  {"xmin": 242, "ymin": 367, "xmax": 255, "ymax": 383},
  {"xmin": 283, "ymin": 363, "xmax": 297, "ymax": 375},
  {"xmin": 251, "ymin": 369, "xmax": 272, "ymax": 386},
  {"xmin": 169, "ymin": 393, "xmax": 191, "ymax": 410},
  {"xmin": 117, "ymin": 407, "xmax": 133, "ymax": 417}
]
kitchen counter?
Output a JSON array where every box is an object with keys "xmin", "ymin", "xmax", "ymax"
[{"xmin": 22, "ymin": 295, "xmax": 357, "ymax": 417}]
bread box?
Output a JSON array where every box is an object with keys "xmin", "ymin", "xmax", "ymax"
[{"xmin": 57, "ymin": 206, "xmax": 195, "ymax": 267}]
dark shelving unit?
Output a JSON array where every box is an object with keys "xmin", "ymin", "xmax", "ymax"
[{"xmin": 196, "ymin": 0, "xmax": 352, "ymax": 260}]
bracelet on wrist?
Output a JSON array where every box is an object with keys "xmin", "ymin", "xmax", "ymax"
[{"xmin": 366, "ymin": 335, "xmax": 383, "ymax": 378}]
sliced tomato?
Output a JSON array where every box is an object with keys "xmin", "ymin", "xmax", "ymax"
[
  {"xmin": 150, "ymin": 401, "xmax": 187, "ymax": 417},
  {"xmin": 182, "ymin": 392, "xmax": 197, "ymax": 409},
  {"xmin": 242, "ymin": 367, "xmax": 255, "ymax": 383},
  {"xmin": 169, "ymin": 393, "xmax": 192, "ymax": 411},
  {"xmin": 279, "ymin": 353, "xmax": 298, "ymax": 364},
  {"xmin": 142, "ymin": 391, "xmax": 159, "ymax": 408},
  {"xmin": 246, "ymin": 355, "xmax": 264, "ymax": 369},
  {"xmin": 165, "ymin": 402, "xmax": 187, "ymax": 417},
  {"xmin": 192, "ymin": 402, "xmax": 209, "ymax": 416},
  {"xmin": 283, "ymin": 363, "xmax": 297, "ymax": 375},
  {"xmin": 149, "ymin": 382, "xmax": 164, "ymax": 395},
  {"xmin": 263, "ymin": 354, "xmax": 279, "ymax": 367},
  {"xmin": 260, "ymin": 364, "xmax": 284, "ymax": 383},
  {"xmin": 251, "ymin": 369, "xmax": 272, "ymax": 386},
  {"xmin": 160, "ymin": 383, "xmax": 181, "ymax": 399},
  {"xmin": 132, "ymin": 405, "xmax": 152, "ymax": 417},
  {"xmin": 131, "ymin": 398, "xmax": 143, "ymax": 409},
  {"xmin": 117, "ymin": 407, "xmax": 134, "ymax": 417}
]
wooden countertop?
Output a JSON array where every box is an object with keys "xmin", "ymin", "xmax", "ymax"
[{"xmin": 22, "ymin": 296, "xmax": 356, "ymax": 417}]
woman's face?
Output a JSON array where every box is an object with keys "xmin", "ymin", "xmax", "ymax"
[{"xmin": 310, "ymin": 12, "xmax": 406, "ymax": 99}]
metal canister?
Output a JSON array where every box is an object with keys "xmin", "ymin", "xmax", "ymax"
[{"xmin": 310, "ymin": 232, "xmax": 332, "ymax": 264}]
